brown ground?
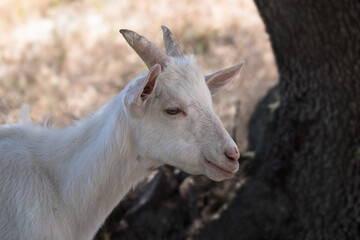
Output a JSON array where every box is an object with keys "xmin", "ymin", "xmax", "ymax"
[{"xmin": 0, "ymin": 0, "xmax": 278, "ymax": 239}]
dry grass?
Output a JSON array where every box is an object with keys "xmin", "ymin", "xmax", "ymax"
[{"xmin": 0, "ymin": 0, "xmax": 277, "ymax": 150}]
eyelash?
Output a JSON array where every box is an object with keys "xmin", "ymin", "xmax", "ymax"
[{"xmin": 164, "ymin": 108, "xmax": 182, "ymax": 115}]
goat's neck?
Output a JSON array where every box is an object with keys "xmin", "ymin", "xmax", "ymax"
[{"xmin": 54, "ymin": 94, "xmax": 157, "ymax": 239}]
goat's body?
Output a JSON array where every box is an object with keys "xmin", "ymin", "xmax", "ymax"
[
  {"xmin": 0, "ymin": 125, "xmax": 68, "ymax": 239},
  {"xmin": 0, "ymin": 94, "xmax": 154, "ymax": 240},
  {"xmin": 0, "ymin": 27, "xmax": 243, "ymax": 239}
]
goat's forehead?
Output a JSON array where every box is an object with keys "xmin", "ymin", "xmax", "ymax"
[
  {"xmin": 156, "ymin": 56, "xmax": 210, "ymax": 102},
  {"xmin": 162, "ymin": 56, "xmax": 204, "ymax": 85}
]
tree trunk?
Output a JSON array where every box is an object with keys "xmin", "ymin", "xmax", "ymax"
[{"xmin": 198, "ymin": 0, "xmax": 360, "ymax": 239}]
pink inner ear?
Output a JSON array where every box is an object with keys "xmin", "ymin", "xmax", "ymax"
[
  {"xmin": 206, "ymin": 70, "xmax": 236, "ymax": 95},
  {"xmin": 207, "ymin": 71, "xmax": 236, "ymax": 84},
  {"xmin": 140, "ymin": 64, "xmax": 161, "ymax": 100},
  {"xmin": 205, "ymin": 61, "xmax": 244, "ymax": 95},
  {"xmin": 141, "ymin": 85, "xmax": 154, "ymax": 98}
]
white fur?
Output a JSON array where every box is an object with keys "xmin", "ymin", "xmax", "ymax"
[{"xmin": 0, "ymin": 54, "xmax": 242, "ymax": 239}]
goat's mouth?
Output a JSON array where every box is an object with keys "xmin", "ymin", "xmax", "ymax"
[{"xmin": 204, "ymin": 159, "xmax": 237, "ymax": 178}]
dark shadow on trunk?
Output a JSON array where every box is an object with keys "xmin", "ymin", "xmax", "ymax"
[{"xmin": 197, "ymin": 1, "xmax": 360, "ymax": 239}]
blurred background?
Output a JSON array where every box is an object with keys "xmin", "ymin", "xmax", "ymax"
[
  {"xmin": 0, "ymin": 0, "xmax": 278, "ymax": 238},
  {"xmin": 0, "ymin": 0, "xmax": 277, "ymax": 151}
]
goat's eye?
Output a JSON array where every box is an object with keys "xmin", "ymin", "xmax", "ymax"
[{"xmin": 165, "ymin": 108, "xmax": 182, "ymax": 115}]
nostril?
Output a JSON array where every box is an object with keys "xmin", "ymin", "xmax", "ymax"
[
  {"xmin": 225, "ymin": 152, "xmax": 235, "ymax": 161},
  {"xmin": 225, "ymin": 147, "xmax": 240, "ymax": 162}
]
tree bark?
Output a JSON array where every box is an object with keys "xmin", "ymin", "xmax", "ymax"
[{"xmin": 198, "ymin": 0, "xmax": 360, "ymax": 239}]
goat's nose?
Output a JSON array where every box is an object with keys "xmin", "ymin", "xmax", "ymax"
[{"xmin": 225, "ymin": 146, "xmax": 240, "ymax": 161}]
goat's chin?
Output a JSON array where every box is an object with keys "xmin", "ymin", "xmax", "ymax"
[
  {"xmin": 165, "ymin": 160, "xmax": 203, "ymax": 176},
  {"xmin": 175, "ymin": 165, "xmax": 203, "ymax": 175},
  {"xmin": 183, "ymin": 168, "xmax": 203, "ymax": 175},
  {"xmin": 203, "ymin": 164, "xmax": 236, "ymax": 182},
  {"xmin": 204, "ymin": 172, "xmax": 234, "ymax": 182},
  {"xmin": 206, "ymin": 174, "xmax": 233, "ymax": 182}
]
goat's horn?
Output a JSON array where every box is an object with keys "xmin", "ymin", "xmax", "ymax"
[
  {"xmin": 161, "ymin": 25, "xmax": 183, "ymax": 57},
  {"xmin": 120, "ymin": 29, "xmax": 168, "ymax": 70}
]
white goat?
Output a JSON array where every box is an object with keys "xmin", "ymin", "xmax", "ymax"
[{"xmin": 0, "ymin": 26, "xmax": 244, "ymax": 240}]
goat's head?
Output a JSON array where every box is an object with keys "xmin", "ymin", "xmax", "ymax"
[{"xmin": 120, "ymin": 26, "xmax": 244, "ymax": 181}]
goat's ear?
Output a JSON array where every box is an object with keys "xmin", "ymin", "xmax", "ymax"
[
  {"xmin": 124, "ymin": 64, "xmax": 161, "ymax": 115},
  {"xmin": 205, "ymin": 61, "xmax": 244, "ymax": 95},
  {"xmin": 139, "ymin": 64, "xmax": 161, "ymax": 103}
]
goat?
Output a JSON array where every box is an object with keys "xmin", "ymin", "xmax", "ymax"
[{"xmin": 0, "ymin": 26, "xmax": 244, "ymax": 240}]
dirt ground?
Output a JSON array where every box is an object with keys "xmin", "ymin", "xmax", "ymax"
[{"xmin": 0, "ymin": 0, "xmax": 278, "ymax": 239}]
